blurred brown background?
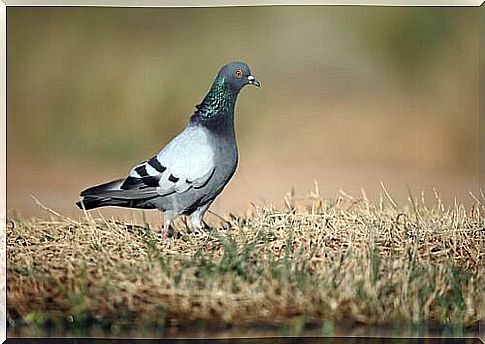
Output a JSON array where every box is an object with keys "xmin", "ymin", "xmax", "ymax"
[{"xmin": 7, "ymin": 6, "xmax": 480, "ymax": 224}]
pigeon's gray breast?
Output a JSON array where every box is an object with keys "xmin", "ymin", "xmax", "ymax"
[{"xmin": 149, "ymin": 124, "xmax": 238, "ymax": 215}]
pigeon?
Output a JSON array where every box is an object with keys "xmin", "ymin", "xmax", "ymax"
[{"xmin": 76, "ymin": 61, "xmax": 260, "ymax": 238}]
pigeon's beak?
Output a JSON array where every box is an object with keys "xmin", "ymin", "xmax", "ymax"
[{"xmin": 247, "ymin": 75, "xmax": 261, "ymax": 87}]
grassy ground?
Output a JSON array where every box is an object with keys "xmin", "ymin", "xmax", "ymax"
[{"xmin": 6, "ymin": 188, "xmax": 484, "ymax": 337}]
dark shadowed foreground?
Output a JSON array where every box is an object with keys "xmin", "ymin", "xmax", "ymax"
[{"xmin": 6, "ymin": 189, "xmax": 484, "ymax": 338}]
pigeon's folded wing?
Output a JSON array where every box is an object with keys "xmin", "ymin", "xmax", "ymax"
[{"xmin": 120, "ymin": 127, "xmax": 215, "ymax": 198}]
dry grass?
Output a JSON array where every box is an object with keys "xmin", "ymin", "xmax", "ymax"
[{"xmin": 6, "ymin": 187, "xmax": 485, "ymax": 336}]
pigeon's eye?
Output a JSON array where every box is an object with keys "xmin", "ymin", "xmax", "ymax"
[{"xmin": 234, "ymin": 69, "xmax": 243, "ymax": 78}]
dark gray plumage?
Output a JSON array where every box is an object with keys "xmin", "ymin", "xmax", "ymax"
[{"xmin": 76, "ymin": 61, "xmax": 260, "ymax": 238}]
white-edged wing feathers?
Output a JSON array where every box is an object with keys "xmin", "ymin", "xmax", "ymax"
[{"xmin": 121, "ymin": 126, "xmax": 215, "ymax": 197}]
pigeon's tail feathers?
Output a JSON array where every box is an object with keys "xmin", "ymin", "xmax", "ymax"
[
  {"xmin": 77, "ymin": 178, "xmax": 160, "ymax": 210},
  {"xmin": 80, "ymin": 179, "xmax": 125, "ymax": 197},
  {"xmin": 80, "ymin": 179, "xmax": 159, "ymax": 199},
  {"xmin": 76, "ymin": 195, "xmax": 158, "ymax": 210},
  {"xmin": 76, "ymin": 196, "xmax": 129, "ymax": 210}
]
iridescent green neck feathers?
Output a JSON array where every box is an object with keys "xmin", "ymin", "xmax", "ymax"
[{"xmin": 193, "ymin": 77, "xmax": 238, "ymax": 122}]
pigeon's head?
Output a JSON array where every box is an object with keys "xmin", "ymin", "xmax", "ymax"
[
  {"xmin": 217, "ymin": 61, "xmax": 260, "ymax": 92},
  {"xmin": 193, "ymin": 61, "xmax": 260, "ymax": 121}
]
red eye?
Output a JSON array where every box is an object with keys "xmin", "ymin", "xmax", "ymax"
[{"xmin": 234, "ymin": 69, "xmax": 243, "ymax": 78}]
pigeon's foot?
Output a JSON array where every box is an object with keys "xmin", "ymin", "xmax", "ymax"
[
  {"xmin": 190, "ymin": 224, "xmax": 206, "ymax": 235},
  {"xmin": 162, "ymin": 211, "xmax": 177, "ymax": 240},
  {"xmin": 189, "ymin": 203, "xmax": 212, "ymax": 235},
  {"xmin": 162, "ymin": 222, "xmax": 172, "ymax": 240}
]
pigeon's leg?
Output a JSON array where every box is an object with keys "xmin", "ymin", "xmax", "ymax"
[
  {"xmin": 189, "ymin": 202, "xmax": 213, "ymax": 234},
  {"xmin": 162, "ymin": 210, "xmax": 176, "ymax": 239}
]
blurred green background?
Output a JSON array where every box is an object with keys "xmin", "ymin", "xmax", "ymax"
[{"xmin": 7, "ymin": 6, "xmax": 480, "ymax": 221}]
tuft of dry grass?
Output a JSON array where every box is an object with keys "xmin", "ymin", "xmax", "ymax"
[{"xmin": 6, "ymin": 188, "xmax": 485, "ymax": 336}]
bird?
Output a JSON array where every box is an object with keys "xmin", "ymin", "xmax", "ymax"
[{"xmin": 76, "ymin": 61, "xmax": 260, "ymax": 238}]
